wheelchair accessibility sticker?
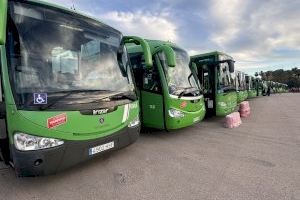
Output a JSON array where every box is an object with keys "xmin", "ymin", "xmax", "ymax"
[{"xmin": 33, "ymin": 93, "xmax": 47, "ymax": 104}]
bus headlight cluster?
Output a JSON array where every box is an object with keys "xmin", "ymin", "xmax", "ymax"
[
  {"xmin": 218, "ymin": 102, "xmax": 227, "ymax": 107},
  {"xmin": 14, "ymin": 133, "xmax": 64, "ymax": 151},
  {"xmin": 168, "ymin": 109, "xmax": 185, "ymax": 118},
  {"xmin": 128, "ymin": 117, "xmax": 140, "ymax": 128}
]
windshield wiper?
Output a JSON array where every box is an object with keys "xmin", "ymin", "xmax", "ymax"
[
  {"xmin": 91, "ymin": 91, "xmax": 137, "ymax": 103},
  {"xmin": 178, "ymin": 87, "xmax": 199, "ymax": 99},
  {"xmin": 221, "ymin": 85, "xmax": 236, "ymax": 92},
  {"xmin": 109, "ymin": 93, "xmax": 137, "ymax": 101},
  {"xmin": 39, "ymin": 90, "xmax": 110, "ymax": 110}
]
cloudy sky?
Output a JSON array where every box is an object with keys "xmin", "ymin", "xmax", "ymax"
[{"xmin": 48, "ymin": 0, "xmax": 300, "ymax": 75}]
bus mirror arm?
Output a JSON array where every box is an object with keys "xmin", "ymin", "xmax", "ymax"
[
  {"xmin": 0, "ymin": 1, "xmax": 7, "ymax": 45},
  {"xmin": 122, "ymin": 36, "xmax": 153, "ymax": 68},
  {"xmin": 153, "ymin": 46, "xmax": 176, "ymax": 67}
]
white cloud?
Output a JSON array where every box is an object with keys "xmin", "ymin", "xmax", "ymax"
[
  {"xmin": 40, "ymin": 0, "xmax": 300, "ymax": 70},
  {"xmin": 210, "ymin": 0, "xmax": 244, "ymax": 47},
  {"xmin": 99, "ymin": 11, "xmax": 178, "ymax": 42},
  {"xmin": 206, "ymin": 0, "xmax": 300, "ymax": 68}
]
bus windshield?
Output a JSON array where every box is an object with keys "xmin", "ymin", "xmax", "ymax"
[
  {"xmin": 218, "ymin": 62, "xmax": 235, "ymax": 91},
  {"xmin": 247, "ymin": 76, "xmax": 254, "ymax": 89},
  {"xmin": 160, "ymin": 48, "xmax": 200, "ymax": 96},
  {"xmin": 236, "ymin": 71, "xmax": 246, "ymax": 91},
  {"xmin": 6, "ymin": 2, "xmax": 135, "ymax": 109}
]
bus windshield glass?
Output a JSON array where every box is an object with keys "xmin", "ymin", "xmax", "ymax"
[
  {"xmin": 236, "ymin": 72, "xmax": 246, "ymax": 90},
  {"xmin": 247, "ymin": 76, "xmax": 254, "ymax": 89},
  {"xmin": 160, "ymin": 48, "xmax": 200, "ymax": 96},
  {"xmin": 6, "ymin": 2, "xmax": 135, "ymax": 108},
  {"xmin": 218, "ymin": 62, "xmax": 235, "ymax": 92}
]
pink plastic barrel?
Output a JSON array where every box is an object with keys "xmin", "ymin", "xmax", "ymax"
[
  {"xmin": 225, "ymin": 112, "xmax": 242, "ymax": 128},
  {"xmin": 239, "ymin": 101, "xmax": 251, "ymax": 118}
]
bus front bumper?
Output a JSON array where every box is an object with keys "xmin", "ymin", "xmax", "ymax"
[{"xmin": 10, "ymin": 126, "xmax": 140, "ymax": 177}]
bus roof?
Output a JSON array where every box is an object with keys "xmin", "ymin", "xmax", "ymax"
[
  {"xmin": 127, "ymin": 39, "xmax": 182, "ymax": 55},
  {"xmin": 191, "ymin": 51, "xmax": 233, "ymax": 60},
  {"xmin": 19, "ymin": 0, "xmax": 121, "ymax": 35}
]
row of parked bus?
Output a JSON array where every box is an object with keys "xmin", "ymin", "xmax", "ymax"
[{"xmin": 0, "ymin": 1, "xmax": 288, "ymax": 176}]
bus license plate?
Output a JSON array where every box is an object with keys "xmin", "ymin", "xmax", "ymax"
[{"xmin": 89, "ymin": 141, "xmax": 114, "ymax": 156}]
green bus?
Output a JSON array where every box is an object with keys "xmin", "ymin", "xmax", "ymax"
[
  {"xmin": 268, "ymin": 81, "xmax": 278, "ymax": 94},
  {"xmin": 282, "ymin": 83, "xmax": 289, "ymax": 93},
  {"xmin": 254, "ymin": 77, "xmax": 263, "ymax": 96},
  {"xmin": 278, "ymin": 83, "xmax": 288, "ymax": 93},
  {"xmin": 262, "ymin": 81, "xmax": 269, "ymax": 96},
  {"xmin": 0, "ymin": 0, "xmax": 153, "ymax": 176},
  {"xmin": 190, "ymin": 52, "xmax": 237, "ymax": 117},
  {"xmin": 246, "ymin": 75, "xmax": 257, "ymax": 98},
  {"xmin": 127, "ymin": 40, "xmax": 206, "ymax": 130},
  {"xmin": 236, "ymin": 71, "xmax": 248, "ymax": 103}
]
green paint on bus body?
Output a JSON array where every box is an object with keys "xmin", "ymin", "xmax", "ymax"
[
  {"xmin": 247, "ymin": 89, "xmax": 257, "ymax": 98},
  {"xmin": 127, "ymin": 40, "xmax": 206, "ymax": 130},
  {"xmin": 236, "ymin": 71, "xmax": 248, "ymax": 103},
  {"xmin": 0, "ymin": 0, "xmax": 153, "ymax": 176},
  {"xmin": 0, "ymin": 0, "xmax": 7, "ymax": 44},
  {"xmin": 237, "ymin": 91, "xmax": 248, "ymax": 103},
  {"xmin": 6, "ymin": 103, "xmax": 139, "ymax": 143},
  {"xmin": 215, "ymin": 91, "xmax": 237, "ymax": 117},
  {"xmin": 166, "ymin": 95, "xmax": 206, "ymax": 130}
]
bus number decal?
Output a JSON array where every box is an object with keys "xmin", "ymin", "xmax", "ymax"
[
  {"xmin": 180, "ymin": 101, "xmax": 187, "ymax": 108},
  {"xmin": 47, "ymin": 113, "xmax": 67, "ymax": 129}
]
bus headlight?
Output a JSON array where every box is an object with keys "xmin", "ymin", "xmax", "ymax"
[
  {"xmin": 218, "ymin": 102, "xmax": 227, "ymax": 107},
  {"xmin": 168, "ymin": 109, "xmax": 185, "ymax": 118},
  {"xmin": 14, "ymin": 133, "xmax": 64, "ymax": 151},
  {"xmin": 128, "ymin": 117, "xmax": 140, "ymax": 128}
]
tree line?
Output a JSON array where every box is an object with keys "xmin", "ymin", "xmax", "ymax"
[{"xmin": 257, "ymin": 67, "xmax": 300, "ymax": 88}]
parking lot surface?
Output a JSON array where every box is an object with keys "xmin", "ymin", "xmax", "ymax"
[{"xmin": 0, "ymin": 93, "xmax": 300, "ymax": 200}]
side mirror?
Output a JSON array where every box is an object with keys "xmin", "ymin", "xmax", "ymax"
[
  {"xmin": 153, "ymin": 45, "xmax": 176, "ymax": 67},
  {"xmin": 0, "ymin": 1, "xmax": 8, "ymax": 45},
  {"xmin": 117, "ymin": 45, "xmax": 127, "ymax": 77},
  {"xmin": 227, "ymin": 60, "xmax": 235, "ymax": 73},
  {"xmin": 122, "ymin": 36, "xmax": 152, "ymax": 68}
]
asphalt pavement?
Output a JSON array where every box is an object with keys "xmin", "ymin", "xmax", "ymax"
[{"xmin": 0, "ymin": 93, "xmax": 300, "ymax": 200}]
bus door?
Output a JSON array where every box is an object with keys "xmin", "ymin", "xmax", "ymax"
[
  {"xmin": 198, "ymin": 64, "xmax": 216, "ymax": 117},
  {"xmin": 131, "ymin": 55, "xmax": 165, "ymax": 129}
]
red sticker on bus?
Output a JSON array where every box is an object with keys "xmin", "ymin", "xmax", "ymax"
[
  {"xmin": 180, "ymin": 101, "xmax": 187, "ymax": 108},
  {"xmin": 47, "ymin": 113, "xmax": 67, "ymax": 129}
]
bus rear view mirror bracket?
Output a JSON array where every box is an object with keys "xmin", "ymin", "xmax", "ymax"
[
  {"xmin": 122, "ymin": 36, "xmax": 153, "ymax": 69},
  {"xmin": 153, "ymin": 45, "xmax": 176, "ymax": 67}
]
